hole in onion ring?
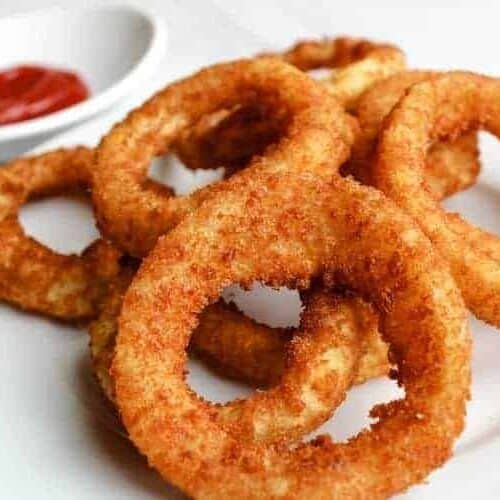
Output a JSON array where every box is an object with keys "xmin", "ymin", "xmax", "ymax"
[
  {"xmin": 19, "ymin": 193, "xmax": 99, "ymax": 255},
  {"xmin": 181, "ymin": 279, "xmax": 385, "ymax": 447},
  {"xmin": 148, "ymin": 102, "xmax": 286, "ymax": 197},
  {"xmin": 308, "ymin": 377, "xmax": 404, "ymax": 443},
  {"xmin": 222, "ymin": 282, "xmax": 302, "ymax": 328},
  {"xmin": 188, "ymin": 282, "xmax": 302, "ymax": 403},
  {"xmin": 148, "ymin": 155, "xmax": 225, "ymax": 196},
  {"xmin": 172, "ymin": 104, "xmax": 288, "ymax": 176}
]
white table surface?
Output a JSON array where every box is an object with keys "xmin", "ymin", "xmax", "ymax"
[{"xmin": 1, "ymin": 1, "xmax": 499, "ymax": 499}]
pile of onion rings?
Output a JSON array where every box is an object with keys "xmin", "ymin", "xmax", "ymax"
[{"xmin": 2, "ymin": 34, "xmax": 499, "ymax": 498}]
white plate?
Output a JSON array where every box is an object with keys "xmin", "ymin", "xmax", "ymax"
[
  {"xmin": 2, "ymin": 111, "xmax": 499, "ymax": 500},
  {"xmin": 1, "ymin": 2, "xmax": 500, "ymax": 498},
  {"xmin": 0, "ymin": 4, "xmax": 167, "ymax": 158}
]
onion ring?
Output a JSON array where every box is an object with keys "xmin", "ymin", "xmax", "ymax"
[
  {"xmin": 346, "ymin": 71, "xmax": 480, "ymax": 199},
  {"xmin": 373, "ymin": 72, "xmax": 500, "ymax": 326},
  {"xmin": 174, "ymin": 37, "xmax": 405, "ymax": 171},
  {"xmin": 265, "ymin": 36, "xmax": 406, "ymax": 108},
  {"xmin": 0, "ymin": 148, "xmax": 121, "ymax": 321},
  {"xmin": 113, "ymin": 172, "xmax": 470, "ymax": 497},
  {"xmin": 92, "ymin": 58, "xmax": 357, "ymax": 257}
]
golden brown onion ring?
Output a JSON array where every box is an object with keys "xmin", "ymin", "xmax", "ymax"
[
  {"xmin": 113, "ymin": 172, "xmax": 470, "ymax": 498},
  {"xmin": 346, "ymin": 70, "xmax": 480, "ymax": 199},
  {"xmin": 174, "ymin": 37, "xmax": 405, "ymax": 170},
  {"xmin": 92, "ymin": 58, "xmax": 357, "ymax": 257},
  {"xmin": 264, "ymin": 36, "xmax": 406, "ymax": 108},
  {"xmin": 374, "ymin": 72, "xmax": 500, "ymax": 326},
  {"xmin": 0, "ymin": 148, "xmax": 121, "ymax": 321}
]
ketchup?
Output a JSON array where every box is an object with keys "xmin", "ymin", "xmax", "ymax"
[{"xmin": 0, "ymin": 65, "xmax": 89, "ymax": 125}]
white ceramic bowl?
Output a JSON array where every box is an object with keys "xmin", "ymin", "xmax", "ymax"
[{"xmin": 0, "ymin": 4, "xmax": 167, "ymax": 159}]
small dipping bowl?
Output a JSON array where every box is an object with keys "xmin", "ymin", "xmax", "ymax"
[{"xmin": 0, "ymin": 4, "xmax": 167, "ymax": 159}]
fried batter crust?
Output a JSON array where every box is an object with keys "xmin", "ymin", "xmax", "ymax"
[
  {"xmin": 91, "ymin": 273, "xmax": 386, "ymax": 444},
  {"xmin": 92, "ymin": 58, "xmax": 357, "ymax": 257},
  {"xmin": 346, "ymin": 71, "xmax": 480, "ymax": 198},
  {"xmin": 374, "ymin": 72, "xmax": 500, "ymax": 326},
  {"xmin": 0, "ymin": 148, "xmax": 121, "ymax": 321},
  {"xmin": 110, "ymin": 67, "xmax": 470, "ymax": 497}
]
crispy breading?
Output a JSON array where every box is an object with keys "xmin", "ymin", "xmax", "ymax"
[
  {"xmin": 92, "ymin": 57, "xmax": 357, "ymax": 257},
  {"xmin": 345, "ymin": 70, "xmax": 480, "ymax": 198},
  {"xmin": 0, "ymin": 148, "xmax": 121, "ymax": 321},
  {"xmin": 373, "ymin": 72, "xmax": 500, "ymax": 326},
  {"xmin": 113, "ymin": 170, "xmax": 470, "ymax": 498},
  {"xmin": 107, "ymin": 58, "xmax": 470, "ymax": 498}
]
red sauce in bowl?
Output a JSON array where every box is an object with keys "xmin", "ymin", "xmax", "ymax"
[{"xmin": 0, "ymin": 65, "xmax": 89, "ymax": 125}]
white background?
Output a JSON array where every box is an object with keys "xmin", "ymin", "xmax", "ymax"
[{"xmin": 1, "ymin": 1, "xmax": 500, "ymax": 499}]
